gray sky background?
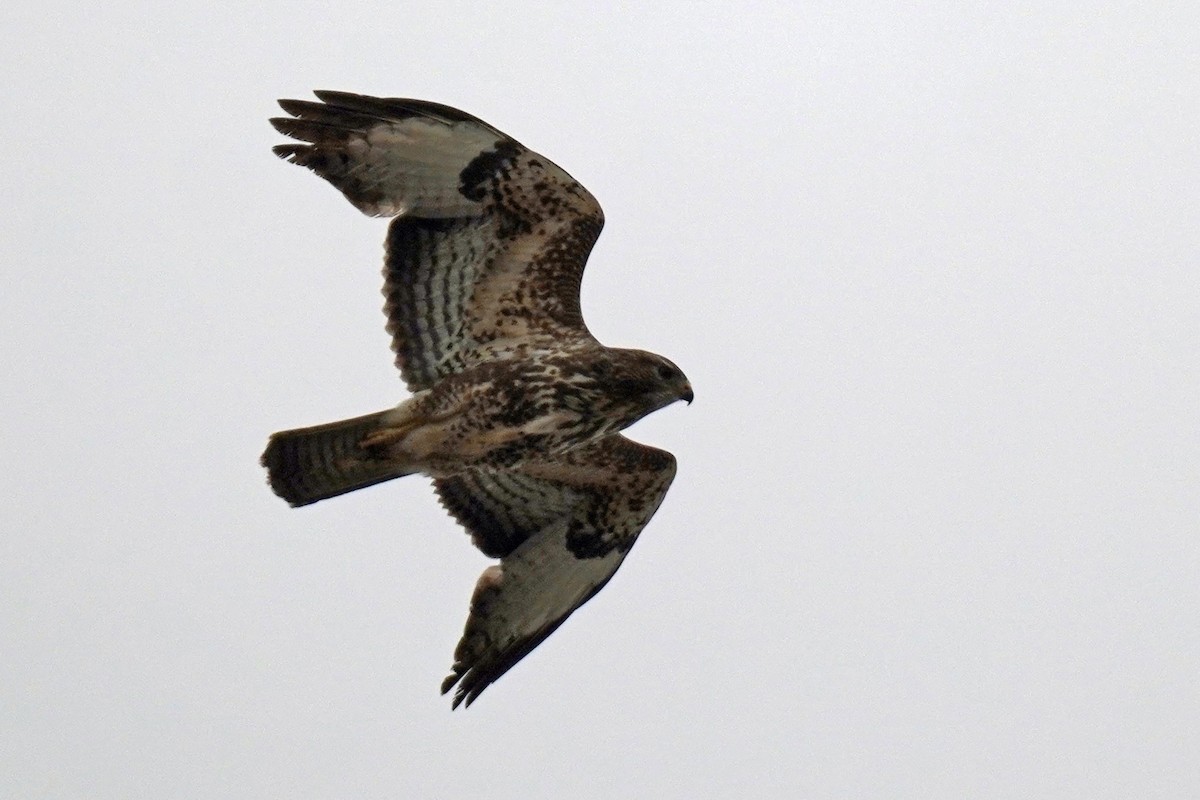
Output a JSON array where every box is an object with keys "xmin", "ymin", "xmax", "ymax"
[{"xmin": 3, "ymin": 2, "xmax": 1198, "ymax": 798}]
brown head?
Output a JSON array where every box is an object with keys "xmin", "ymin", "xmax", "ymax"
[{"xmin": 598, "ymin": 348, "xmax": 693, "ymax": 427}]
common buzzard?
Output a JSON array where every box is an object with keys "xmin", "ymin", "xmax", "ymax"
[{"xmin": 261, "ymin": 91, "xmax": 692, "ymax": 708}]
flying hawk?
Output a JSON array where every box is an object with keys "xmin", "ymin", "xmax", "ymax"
[{"xmin": 261, "ymin": 91, "xmax": 692, "ymax": 708}]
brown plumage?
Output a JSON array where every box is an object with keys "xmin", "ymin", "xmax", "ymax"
[{"xmin": 261, "ymin": 91, "xmax": 691, "ymax": 708}]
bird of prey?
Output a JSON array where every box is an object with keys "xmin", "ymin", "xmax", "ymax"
[{"xmin": 261, "ymin": 91, "xmax": 692, "ymax": 708}]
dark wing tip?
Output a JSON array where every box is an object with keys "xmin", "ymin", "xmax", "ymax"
[
  {"xmin": 271, "ymin": 143, "xmax": 305, "ymax": 161},
  {"xmin": 276, "ymin": 97, "xmax": 328, "ymax": 118},
  {"xmin": 311, "ymin": 89, "xmax": 372, "ymax": 107},
  {"xmin": 440, "ymin": 667, "xmax": 479, "ymax": 710},
  {"xmin": 310, "ymin": 89, "xmax": 503, "ymax": 134}
]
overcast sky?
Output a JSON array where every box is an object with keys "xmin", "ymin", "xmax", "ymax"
[{"xmin": 3, "ymin": 2, "xmax": 1198, "ymax": 798}]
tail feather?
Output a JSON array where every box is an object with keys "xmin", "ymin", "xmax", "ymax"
[{"xmin": 261, "ymin": 410, "xmax": 415, "ymax": 507}]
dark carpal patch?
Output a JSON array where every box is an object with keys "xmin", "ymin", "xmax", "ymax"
[
  {"xmin": 459, "ymin": 140, "xmax": 523, "ymax": 202},
  {"xmin": 565, "ymin": 511, "xmax": 618, "ymax": 559}
]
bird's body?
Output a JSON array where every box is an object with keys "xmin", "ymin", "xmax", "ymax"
[{"xmin": 261, "ymin": 91, "xmax": 690, "ymax": 707}]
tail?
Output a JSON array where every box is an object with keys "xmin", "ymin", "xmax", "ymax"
[{"xmin": 261, "ymin": 410, "xmax": 416, "ymax": 507}]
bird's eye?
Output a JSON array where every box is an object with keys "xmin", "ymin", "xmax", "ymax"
[{"xmin": 656, "ymin": 365, "xmax": 675, "ymax": 380}]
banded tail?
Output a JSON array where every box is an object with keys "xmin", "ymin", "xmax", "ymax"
[{"xmin": 261, "ymin": 410, "xmax": 415, "ymax": 507}]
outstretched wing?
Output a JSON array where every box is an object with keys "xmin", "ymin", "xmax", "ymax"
[
  {"xmin": 270, "ymin": 91, "xmax": 605, "ymax": 391},
  {"xmin": 433, "ymin": 436, "xmax": 677, "ymax": 708}
]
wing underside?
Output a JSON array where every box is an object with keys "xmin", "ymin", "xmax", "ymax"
[
  {"xmin": 435, "ymin": 435, "xmax": 676, "ymax": 708},
  {"xmin": 271, "ymin": 91, "xmax": 605, "ymax": 391}
]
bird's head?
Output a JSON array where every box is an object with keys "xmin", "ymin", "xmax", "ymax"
[{"xmin": 603, "ymin": 349, "xmax": 693, "ymax": 421}]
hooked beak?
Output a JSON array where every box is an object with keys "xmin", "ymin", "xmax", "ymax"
[{"xmin": 681, "ymin": 384, "xmax": 694, "ymax": 405}]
